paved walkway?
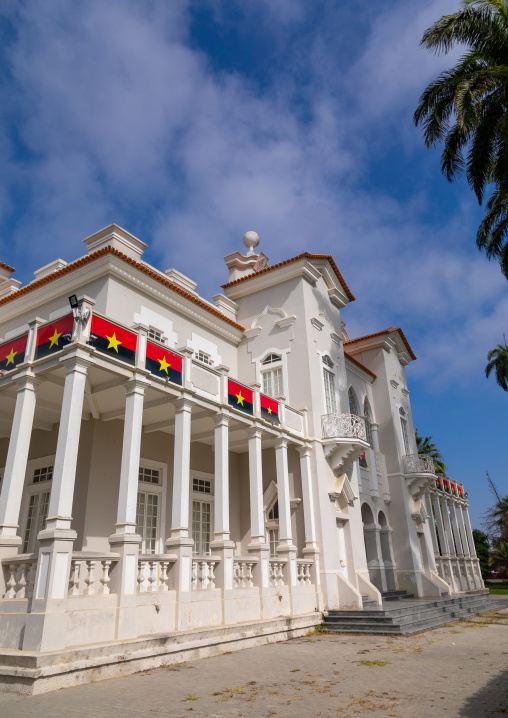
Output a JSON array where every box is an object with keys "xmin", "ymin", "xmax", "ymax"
[{"xmin": 0, "ymin": 607, "xmax": 507, "ymax": 717}]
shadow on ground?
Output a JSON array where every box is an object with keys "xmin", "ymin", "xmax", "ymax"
[{"xmin": 460, "ymin": 666, "xmax": 508, "ymax": 716}]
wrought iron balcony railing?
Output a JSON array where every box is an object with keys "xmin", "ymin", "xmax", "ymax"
[
  {"xmin": 322, "ymin": 413, "xmax": 367, "ymax": 442},
  {"xmin": 402, "ymin": 453, "xmax": 435, "ymax": 476}
]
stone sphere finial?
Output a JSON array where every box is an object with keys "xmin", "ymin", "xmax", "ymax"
[{"xmin": 243, "ymin": 231, "xmax": 260, "ymax": 256}]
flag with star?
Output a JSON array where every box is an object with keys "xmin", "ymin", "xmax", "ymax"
[
  {"xmin": 35, "ymin": 313, "xmax": 74, "ymax": 359},
  {"xmin": 260, "ymin": 394, "xmax": 279, "ymax": 423},
  {"xmin": 90, "ymin": 315, "xmax": 137, "ymax": 365},
  {"xmin": 145, "ymin": 341, "xmax": 182, "ymax": 385},
  {"xmin": 228, "ymin": 379, "xmax": 253, "ymax": 415},
  {"xmin": 0, "ymin": 333, "xmax": 28, "ymax": 372}
]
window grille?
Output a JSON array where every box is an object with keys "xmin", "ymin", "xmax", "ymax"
[
  {"xmin": 138, "ymin": 467, "xmax": 161, "ymax": 485},
  {"xmin": 195, "ymin": 350, "xmax": 213, "ymax": 365},
  {"xmin": 262, "ymin": 367, "xmax": 283, "ymax": 398},
  {"xmin": 32, "ymin": 466, "xmax": 53, "ymax": 484},
  {"xmin": 323, "ymin": 369, "xmax": 337, "ymax": 414},
  {"xmin": 193, "ymin": 477, "xmax": 212, "ymax": 494},
  {"xmin": 23, "ymin": 492, "xmax": 50, "ymax": 553},
  {"xmin": 148, "ymin": 327, "xmax": 164, "ymax": 343},
  {"xmin": 262, "ymin": 353, "xmax": 281, "ymax": 365},
  {"xmin": 136, "ymin": 491, "xmax": 159, "ymax": 554},
  {"xmin": 192, "ymin": 500, "xmax": 211, "ymax": 555}
]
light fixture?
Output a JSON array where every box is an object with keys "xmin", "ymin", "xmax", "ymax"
[{"xmin": 68, "ymin": 294, "xmax": 79, "ymax": 309}]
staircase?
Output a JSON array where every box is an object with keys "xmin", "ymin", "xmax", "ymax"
[
  {"xmin": 324, "ymin": 592, "xmax": 507, "ymax": 636},
  {"xmin": 381, "ymin": 590, "xmax": 414, "ymax": 601}
]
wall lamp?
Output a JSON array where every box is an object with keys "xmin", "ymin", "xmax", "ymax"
[{"xmin": 68, "ymin": 295, "xmax": 91, "ymax": 329}]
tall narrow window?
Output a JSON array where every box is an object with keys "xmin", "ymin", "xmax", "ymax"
[
  {"xmin": 322, "ymin": 356, "xmax": 337, "ymax": 414},
  {"xmin": 22, "ymin": 460, "xmax": 54, "ymax": 554},
  {"xmin": 348, "ymin": 387, "xmax": 359, "ymax": 415},
  {"xmin": 136, "ymin": 462, "xmax": 165, "ymax": 554},
  {"xmin": 399, "ymin": 407, "xmax": 410, "ymax": 455},
  {"xmin": 266, "ymin": 499, "xmax": 279, "ymax": 557},
  {"xmin": 191, "ymin": 474, "xmax": 214, "ymax": 555},
  {"xmin": 261, "ymin": 353, "xmax": 283, "ymax": 398}
]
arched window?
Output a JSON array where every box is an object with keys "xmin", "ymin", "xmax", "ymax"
[
  {"xmin": 348, "ymin": 387, "xmax": 359, "ymax": 416},
  {"xmin": 261, "ymin": 353, "xmax": 283, "ymax": 398},
  {"xmin": 399, "ymin": 407, "xmax": 410, "ymax": 455},
  {"xmin": 363, "ymin": 397, "xmax": 373, "ymax": 446},
  {"xmin": 322, "ymin": 355, "xmax": 337, "ymax": 413}
]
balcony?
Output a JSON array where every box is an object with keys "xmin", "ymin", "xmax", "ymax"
[
  {"xmin": 321, "ymin": 413, "xmax": 369, "ymax": 474},
  {"xmin": 402, "ymin": 453, "xmax": 436, "ymax": 499}
]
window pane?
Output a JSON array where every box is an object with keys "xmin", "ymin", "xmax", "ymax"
[
  {"xmin": 263, "ymin": 368, "xmax": 283, "ymax": 398},
  {"xmin": 192, "ymin": 500, "xmax": 211, "ymax": 555},
  {"xmin": 269, "ymin": 528, "xmax": 279, "ymax": 558},
  {"xmin": 323, "ymin": 369, "xmax": 337, "ymax": 414},
  {"xmin": 401, "ymin": 418, "xmax": 410, "ymax": 455},
  {"xmin": 23, "ymin": 491, "xmax": 50, "ymax": 554}
]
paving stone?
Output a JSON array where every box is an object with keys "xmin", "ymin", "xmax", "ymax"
[{"xmin": 0, "ymin": 618, "xmax": 506, "ymax": 717}]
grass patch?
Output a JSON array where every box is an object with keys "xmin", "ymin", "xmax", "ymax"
[
  {"xmin": 184, "ymin": 695, "xmax": 198, "ymax": 702},
  {"xmin": 485, "ymin": 581, "xmax": 508, "ymax": 595},
  {"xmin": 359, "ymin": 660, "xmax": 391, "ymax": 667}
]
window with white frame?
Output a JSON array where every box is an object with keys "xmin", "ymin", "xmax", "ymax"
[
  {"xmin": 136, "ymin": 461, "xmax": 166, "ymax": 554},
  {"xmin": 148, "ymin": 326, "xmax": 165, "ymax": 344},
  {"xmin": 399, "ymin": 407, "xmax": 411, "ymax": 455},
  {"xmin": 22, "ymin": 458, "xmax": 54, "ymax": 554},
  {"xmin": 266, "ymin": 499, "xmax": 279, "ymax": 558},
  {"xmin": 191, "ymin": 473, "xmax": 213, "ymax": 555},
  {"xmin": 261, "ymin": 353, "xmax": 283, "ymax": 398},
  {"xmin": 195, "ymin": 350, "xmax": 213, "ymax": 366},
  {"xmin": 363, "ymin": 397, "xmax": 373, "ymax": 446},
  {"xmin": 322, "ymin": 355, "xmax": 337, "ymax": 414}
]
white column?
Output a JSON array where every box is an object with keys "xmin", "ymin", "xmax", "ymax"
[
  {"xmin": 448, "ymin": 502, "xmax": 464, "ymax": 557},
  {"xmin": 212, "ymin": 412, "xmax": 231, "ymax": 545},
  {"xmin": 462, "ymin": 505, "xmax": 477, "ymax": 557},
  {"xmin": 297, "ymin": 445, "xmax": 317, "ymax": 550},
  {"xmin": 455, "ymin": 504, "xmax": 471, "ymax": 556},
  {"xmin": 275, "ymin": 438, "xmax": 294, "ymax": 549},
  {"xmin": 426, "ymin": 492, "xmax": 440, "ymax": 556},
  {"xmin": 433, "ymin": 496, "xmax": 449, "ymax": 554},
  {"xmin": 45, "ymin": 353, "xmax": 91, "ymax": 532},
  {"xmin": 169, "ymin": 397, "xmax": 194, "ymax": 540},
  {"xmin": 113, "ymin": 378, "xmax": 149, "ymax": 536},
  {"xmin": 247, "ymin": 425, "xmax": 265, "ymax": 547},
  {"xmin": 0, "ymin": 372, "xmax": 41, "ymax": 547}
]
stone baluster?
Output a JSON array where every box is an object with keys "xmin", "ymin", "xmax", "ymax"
[
  {"xmin": 69, "ymin": 560, "xmax": 81, "ymax": 596},
  {"xmin": 100, "ymin": 560, "xmax": 112, "ymax": 595},
  {"xmin": 84, "ymin": 560, "xmax": 96, "ymax": 595}
]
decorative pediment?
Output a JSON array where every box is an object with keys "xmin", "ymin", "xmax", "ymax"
[{"xmin": 329, "ymin": 473, "xmax": 357, "ymax": 509}]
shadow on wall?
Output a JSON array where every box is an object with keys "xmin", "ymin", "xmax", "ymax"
[{"xmin": 460, "ymin": 666, "xmax": 508, "ymax": 716}]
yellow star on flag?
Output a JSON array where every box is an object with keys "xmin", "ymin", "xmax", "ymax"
[
  {"xmin": 267, "ymin": 406, "xmax": 272, "ymax": 414},
  {"xmin": 49, "ymin": 329, "xmax": 62, "ymax": 348},
  {"xmin": 157, "ymin": 355, "xmax": 171, "ymax": 374},
  {"xmin": 5, "ymin": 347, "xmax": 17, "ymax": 365},
  {"xmin": 235, "ymin": 391, "xmax": 245, "ymax": 406},
  {"xmin": 106, "ymin": 332, "xmax": 122, "ymax": 353}
]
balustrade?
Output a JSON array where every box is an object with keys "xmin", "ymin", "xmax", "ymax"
[
  {"xmin": 296, "ymin": 560, "xmax": 313, "ymax": 585},
  {"xmin": 191, "ymin": 558, "xmax": 219, "ymax": 590},
  {"xmin": 268, "ymin": 560, "xmax": 286, "ymax": 587},
  {"xmin": 233, "ymin": 560, "xmax": 255, "ymax": 588},
  {"xmin": 322, "ymin": 413, "xmax": 366, "ymax": 442},
  {"xmin": 137, "ymin": 556, "xmax": 175, "ymax": 593},
  {"xmin": 402, "ymin": 453, "xmax": 435, "ymax": 475},
  {"xmin": 68, "ymin": 554, "xmax": 119, "ymax": 596},
  {"xmin": 2, "ymin": 556, "xmax": 36, "ymax": 599}
]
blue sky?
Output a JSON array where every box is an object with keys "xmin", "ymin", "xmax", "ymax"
[{"xmin": 0, "ymin": 0, "xmax": 506, "ymax": 528}]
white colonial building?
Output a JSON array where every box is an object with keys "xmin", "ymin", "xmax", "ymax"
[{"xmin": 0, "ymin": 226, "xmax": 482, "ymax": 692}]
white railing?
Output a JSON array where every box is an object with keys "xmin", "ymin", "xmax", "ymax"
[
  {"xmin": 137, "ymin": 556, "xmax": 176, "ymax": 593},
  {"xmin": 233, "ymin": 559, "xmax": 255, "ymax": 588},
  {"xmin": 296, "ymin": 560, "xmax": 313, "ymax": 585},
  {"xmin": 69, "ymin": 554, "xmax": 119, "ymax": 596},
  {"xmin": 322, "ymin": 413, "xmax": 366, "ymax": 442},
  {"xmin": 269, "ymin": 560, "xmax": 286, "ymax": 587},
  {"xmin": 402, "ymin": 453, "xmax": 435, "ymax": 476},
  {"xmin": 2, "ymin": 556, "xmax": 37, "ymax": 599},
  {"xmin": 191, "ymin": 557, "xmax": 219, "ymax": 590}
]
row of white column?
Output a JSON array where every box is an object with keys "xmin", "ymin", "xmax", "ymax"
[
  {"xmin": 0, "ymin": 345, "xmax": 321, "ymax": 648},
  {"xmin": 427, "ymin": 491, "xmax": 481, "ymax": 591}
]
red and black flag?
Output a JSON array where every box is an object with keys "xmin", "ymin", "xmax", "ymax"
[
  {"xmin": 35, "ymin": 313, "xmax": 74, "ymax": 359},
  {"xmin": 450, "ymin": 482, "xmax": 456, "ymax": 495},
  {"xmin": 260, "ymin": 394, "xmax": 279, "ymax": 423},
  {"xmin": 228, "ymin": 379, "xmax": 253, "ymax": 415},
  {"xmin": 90, "ymin": 315, "xmax": 137, "ymax": 365},
  {"xmin": 145, "ymin": 341, "xmax": 182, "ymax": 385},
  {"xmin": 0, "ymin": 333, "xmax": 28, "ymax": 372},
  {"xmin": 436, "ymin": 477, "xmax": 442, "ymax": 490}
]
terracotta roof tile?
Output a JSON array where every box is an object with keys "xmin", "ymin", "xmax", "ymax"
[
  {"xmin": 344, "ymin": 351, "xmax": 377, "ymax": 379},
  {"xmin": 221, "ymin": 252, "xmax": 355, "ymax": 302},
  {"xmin": 0, "ymin": 260, "xmax": 15, "ymax": 273},
  {"xmin": 0, "ymin": 247, "xmax": 245, "ymax": 332},
  {"xmin": 345, "ymin": 327, "xmax": 416, "ymax": 361}
]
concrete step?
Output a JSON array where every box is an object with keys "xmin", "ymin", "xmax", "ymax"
[
  {"xmin": 323, "ymin": 593, "xmax": 505, "ymax": 636},
  {"xmin": 381, "ymin": 590, "xmax": 414, "ymax": 601}
]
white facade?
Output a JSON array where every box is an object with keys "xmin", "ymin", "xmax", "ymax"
[{"xmin": 0, "ymin": 226, "xmax": 483, "ymax": 692}]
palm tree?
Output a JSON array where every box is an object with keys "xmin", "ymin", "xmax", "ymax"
[
  {"xmin": 415, "ymin": 429, "xmax": 447, "ymax": 475},
  {"xmin": 414, "ymin": 0, "xmax": 508, "ymax": 270},
  {"xmin": 485, "ymin": 337, "xmax": 508, "ymax": 390},
  {"xmin": 491, "ymin": 541, "xmax": 508, "ymax": 576}
]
